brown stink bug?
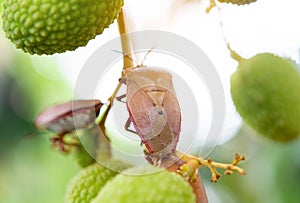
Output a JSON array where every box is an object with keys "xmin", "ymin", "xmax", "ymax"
[
  {"xmin": 116, "ymin": 52, "xmax": 181, "ymax": 164},
  {"xmin": 35, "ymin": 99, "xmax": 103, "ymax": 152}
]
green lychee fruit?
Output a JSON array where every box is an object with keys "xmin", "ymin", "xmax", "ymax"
[
  {"xmin": 231, "ymin": 53, "xmax": 300, "ymax": 142},
  {"xmin": 1, "ymin": 0, "xmax": 123, "ymax": 55},
  {"xmin": 218, "ymin": 0, "xmax": 257, "ymax": 5},
  {"xmin": 93, "ymin": 166, "xmax": 195, "ymax": 203},
  {"xmin": 65, "ymin": 159, "xmax": 131, "ymax": 203},
  {"xmin": 72, "ymin": 142, "xmax": 95, "ymax": 168}
]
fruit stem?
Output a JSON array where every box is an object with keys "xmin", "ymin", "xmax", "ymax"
[
  {"xmin": 176, "ymin": 151, "xmax": 246, "ymax": 183},
  {"xmin": 117, "ymin": 9, "xmax": 134, "ymax": 72},
  {"xmin": 206, "ymin": 0, "xmax": 217, "ymax": 13},
  {"xmin": 227, "ymin": 43, "xmax": 245, "ymax": 63},
  {"xmin": 109, "ymin": 8, "xmax": 134, "ymax": 106},
  {"xmin": 98, "ymin": 8, "xmax": 134, "ymax": 109},
  {"xmin": 206, "ymin": 2, "xmax": 246, "ymax": 64},
  {"xmin": 96, "ymin": 9, "xmax": 135, "ymax": 156}
]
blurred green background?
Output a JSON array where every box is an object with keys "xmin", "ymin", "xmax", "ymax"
[
  {"xmin": 0, "ymin": 30, "xmax": 81, "ymax": 203},
  {"xmin": 1, "ymin": 0, "xmax": 300, "ymax": 202}
]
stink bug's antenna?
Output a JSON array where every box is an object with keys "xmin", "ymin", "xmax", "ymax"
[
  {"xmin": 139, "ymin": 45, "xmax": 157, "ymax": 67},
  {"xmin": 113, "ymin": 45, "xmax": 156, "ymax": 68},
  {"xmin": 112, "ymin": 50, "xmax": 138, "ymax": 66}
]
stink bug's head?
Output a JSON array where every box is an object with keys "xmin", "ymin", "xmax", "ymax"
[
  {"xmin": 114, "ymin": 46, "xmax": 156, "ymax": 77},
  {"xmin": 126, "ymin": 67, "xmax": 174, "ymax": 97}
]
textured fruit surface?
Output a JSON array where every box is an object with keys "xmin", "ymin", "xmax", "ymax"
[
  {"xmin": 231, "ymin": 53, "xmax": 300, "ymax": 142},
  {"xmin": 1, "ymin": 0, "xmax": 123, "ymax": 55},
  {"xmin": 65, "ymin": 160, "xmax": 131, "ymax": 203},
  {"xmin": 218, "ymin": 0, "xmax": 257, "ymax": 5},
  {"xmin": 93, "ymin": 166, "xmax": 195, "ymax": 203}
]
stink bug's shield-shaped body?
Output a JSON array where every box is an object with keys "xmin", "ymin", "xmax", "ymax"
[
  {"xmin": 125, "ymin": 67, "xmax": 181, "ymax": 158},
  {"xmin": 35, "ymin": 100, "xmax": 103, "ymax": 152},
  {"xmin": 35, "ymin": 100, "xmax": 103, "ymax": 133}
]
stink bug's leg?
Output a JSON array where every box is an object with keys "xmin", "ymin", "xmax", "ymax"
[
  {"xmin": 115, "ymin": 77, "xmax": 127, "ymax": 103},
  {"xmin": 118, "ymin": 77, "xmax": 126, "ymax": 84},
  {"xmin": 115, "ymin": 94, "xmax": 126, "ymax": 103},
  {"xmin": 50, "ymin": 132, "xmax": 79, "ymax": 153},
  {"xmin": 144, "ymin": 152, "xmax": 160, "ymax": 166},
  {"xmin": 50, "ymin": 132, "xmax": 67, "ymax": 152},
  {"xmin": 144, "ymin": 150, "xmax": 155, "ymax": 165},
  {"xmin": 177, "ymin": 158, "xmax": 200, "ymax": 182},
  {"xmin": 124, "ymin": 117, "xmax": 137, "ymax": 134}
]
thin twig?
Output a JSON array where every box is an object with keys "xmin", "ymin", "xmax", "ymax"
[
  {"xmin": 98, "ymin": 8, "xmax": 134, "ymax": 133},
  {"xmin": 206, "ymin": 0, "xmax": 217, "ymax": 13},
  {"xmin": 176, "ymin": 151, "xmax": 246, "ymax": 182},
  {"xmin": 207, "ymin": 1, "xmax": 245, "ymax": 63},
  {"xmin": 117, "ymin": 9, "xmax": 134, "ymax": 71}
]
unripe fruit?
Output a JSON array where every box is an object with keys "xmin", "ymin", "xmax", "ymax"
[
  {"xmin": 1, "ymin": 0, "xmax": 123, "ymax": 55},
  {"xmin": 93, "ymin": 166, "xmax": 195, "ymax": 203},
  {"xmin": 72, "ymin": 142, "xmax": 95, "ymax": 168},
  {"xmin": 65, "ymin": 160, "xmax": 131, "ymax": 203},
  {"xmin": 231, "ymin": 53, "xmax": 300, "ymax": 142},
  {"xmin": 218, "ymin": 0, "xmax": 257, "ymax": 5}
]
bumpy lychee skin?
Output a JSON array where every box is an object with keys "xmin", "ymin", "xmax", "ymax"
[
  {"xmin": 218, "ymin": 0, "xmax": 257, "ymax": 5},
  {"xmin": 65, "ymin": 160, "xmax": 131, "ymax": 203},
  {"xmin": 1, "ymin": 0, "xmax": 123, "ymax": 55},
  {"xmin": 231, "ymin": 53, "xmax": 300, "ymax": 142},
  {"xmin": 93, "ymin": 166, "xmax": 195, "ymax": 203}
]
